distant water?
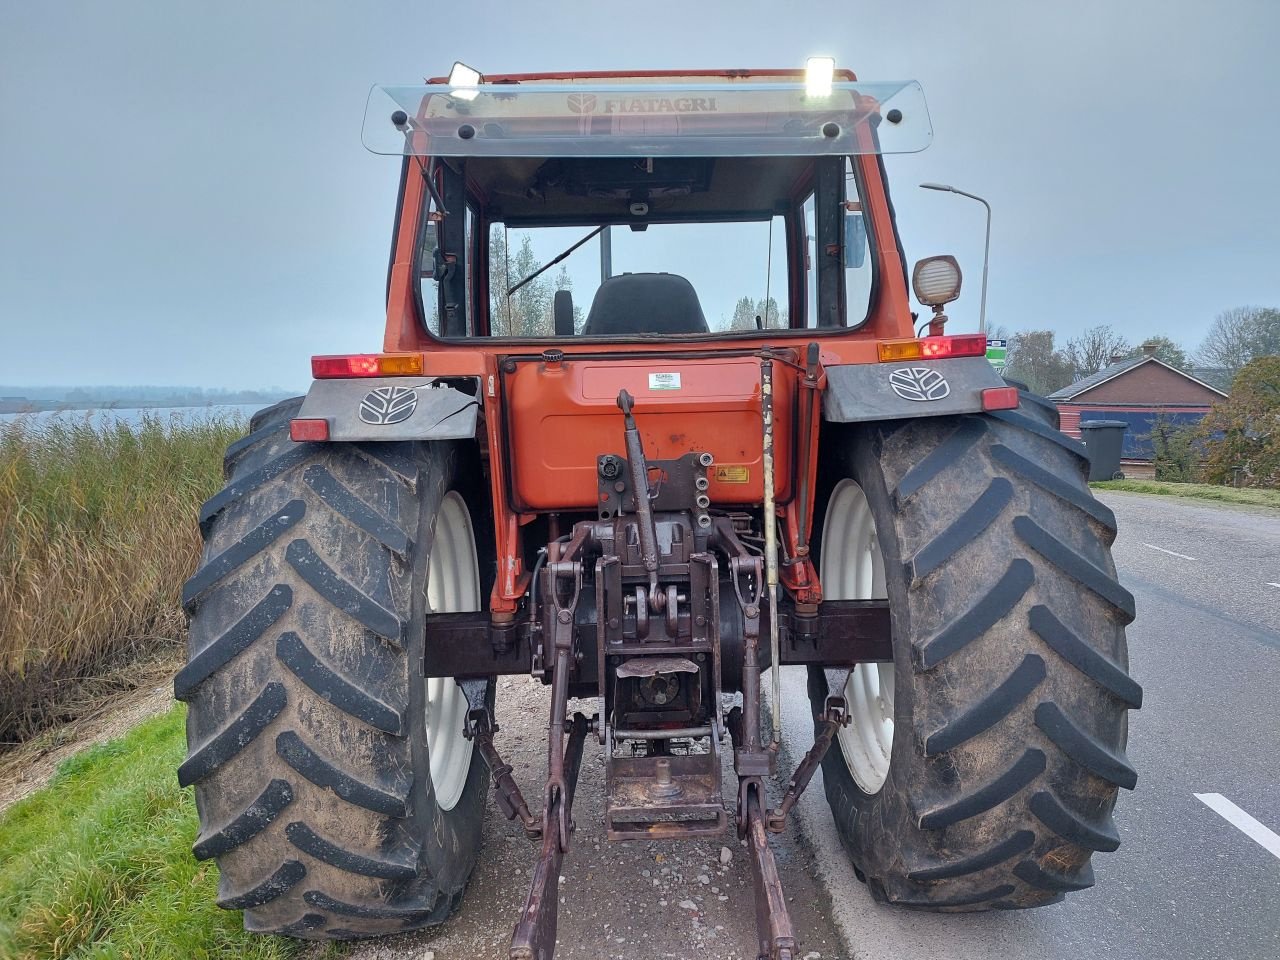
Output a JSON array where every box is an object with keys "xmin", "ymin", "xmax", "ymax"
[{"xmin": 0, "ymin": 403, "xmax": 269, "ymax": 429}]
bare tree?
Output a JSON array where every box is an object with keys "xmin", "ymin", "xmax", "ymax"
[
  {"xmin": 1196, "ymin": 306, "xmax": 1280, "ymax": 377},
  {"xmin": 1064, "ymin": 325, "xmax": 1131, "ymax": 379},
  {"xmin": 1004, "ymin": 329, "xmax": 1075, "ymax": 395},
  {"xmin": 1130, "ymin": 335, "xmax": 1189, "ymax": 370}
]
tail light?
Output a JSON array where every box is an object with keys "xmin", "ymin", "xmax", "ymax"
[
  {"xmin": 312, "ymin": 353, "xmax": 424, "ymax": 378},
  {"xmin": 877, "ymin": 334, "xmax": 988, "ymax": 362}
]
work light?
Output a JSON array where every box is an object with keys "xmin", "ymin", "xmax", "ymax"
[
  {"xmin": 912, "ymin": 255, "xmax": 962, "ymax": 306},
  {"xmin": 448, "ymin": 61, "xmax": 482, "ymax": 101},
  {"xmin": 805, "ymin": 57, "xmax": 835, "ymax": 96}
]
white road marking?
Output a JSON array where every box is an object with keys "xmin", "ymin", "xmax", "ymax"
[
  {"xmin": 1195, "ymin": 793, "xmax": 1280, "ymax": 860},
  {"xmin": 1143, "ymin": 542, "xmax": 1198, "ymax": 561},
  {"xmin": 1267, "ymin": 582, "xmax": 1280, "ymax": 589}
]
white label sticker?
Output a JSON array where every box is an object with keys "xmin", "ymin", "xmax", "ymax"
[{"xmin": 648, "ymin": 372, "xmax": 682, "ymax": 391}]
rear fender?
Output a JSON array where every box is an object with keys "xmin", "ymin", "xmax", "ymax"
[
  {"xmin": 296, "ymin": 377, "xmax": 480, "ymax": 440},
  {"xmin": 822, "ymin": 357, "xmax": 1004, "ymax": 423}
]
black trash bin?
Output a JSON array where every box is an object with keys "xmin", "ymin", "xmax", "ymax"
[{"xmin": 1079, "ymin": 419, "xmax": 1128, "ymax": 481}]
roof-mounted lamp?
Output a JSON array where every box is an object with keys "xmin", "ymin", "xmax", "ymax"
[
  {"xmin": 448, "ymin": 61, "xmax": 483, "ymax": 101},
  {"xmin": 805, "ymin": 57, "xmax": 835, "ymax": 97}
]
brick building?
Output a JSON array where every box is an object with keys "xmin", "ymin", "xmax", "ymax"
[{"xmin": 1049, "ymin": 344, "xmax": 1228, "ymax": 476}]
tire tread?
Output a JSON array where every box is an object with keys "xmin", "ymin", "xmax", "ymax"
[
  {"xmin": 216, "ymin": 860, "xmax": 307, "ymax": 910},
  {"xmin": 917, "ymin": 749, "xmax": 1047, "ymax": 830},
  {"xmin": 182, "ymin": 502, "xmax": 305, "ymax": 612},
  {"xmin": 915, "ymin": 560, "xmax": 1034, "ymax": 669},
  {"xmin": 275, "ymin": 730, "xmax": 410, "ymax": 817},
  {"xmin": 924, "ymin": 655, "xmax": 1045, "ymax": 755},
  {"xmin": 178, "ymin": 682, "xmax": 287, "ymax": 787},
  {"xmin": 192, "ymin": 778, "xmax": 294, "ymax": 861},
  {"xmin": 175, "ymin": 587, "xmax": 292, "ymax": 702},
  {"xmin": 286, "ymin": 821, "xmax": 420, "ymax": 880},
  {"xmin": 284, "ymin": 539, "xmax": 406, "ymax": 645},
  {"xmin": 1034, "ymin": 702, "xmax": 1138, "ymax": 789},
  {"xmin": 303, "ymin": 464, "xmax": 412, "ymax": 557},
  {"xmin": 276, "ymin": 631, "xmax": 405, "ymax": 735},
  {"xmin": 1013, "ymin": 516, "xmax": 1136, "ymax": 623},
  {"xmin": 1029, "ymin": 605, "xmax": 1143, "ymax": 708},
  {"xmin": 905, "ymin": 477, "xmax": 1012, "ymax": 583}
]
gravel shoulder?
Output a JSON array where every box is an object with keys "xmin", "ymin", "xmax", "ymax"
[{"xmin": 338, "ymin": 675, "xmax": 847, "ymax": 960}]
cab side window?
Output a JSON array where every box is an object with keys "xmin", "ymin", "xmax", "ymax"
[
  {"xmin": 801, "ymin": 158, "xmax": 874, "ymax": 329},
  {"xmin": 843, "ymin": 159, "xmax": 873, "ymax": 327},
  {"xmin": 418, "ymin": 198, "xmax": 442, "ymax": 336},
  {"xmin": 416, "ymin": 162, "xmax": 470, "ymax": 337}
]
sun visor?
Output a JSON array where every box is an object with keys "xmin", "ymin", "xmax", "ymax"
[{"xmin": 362, "ymin": 80, "xmax": 931, "ymax": 158}]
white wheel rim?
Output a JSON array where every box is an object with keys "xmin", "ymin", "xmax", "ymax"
[
  {"xmin": 821, "ymin": 479, "xmax": 894, "ymax": 794},
  {"xmin": 424, "ymin": 491, "xmax": 480, "ymax": 811}
]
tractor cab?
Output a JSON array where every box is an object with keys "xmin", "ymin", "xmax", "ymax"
[{"xmin": 363, "ymin": 68, "xmax": 933, "ymax": 347}]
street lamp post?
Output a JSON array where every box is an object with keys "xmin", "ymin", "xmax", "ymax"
[{"xmin": 920, "ymin": 182, "xmax": 991, "ymax": 335}]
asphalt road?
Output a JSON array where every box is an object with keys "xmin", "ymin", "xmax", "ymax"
[
  {"xmin": 783, "ymin": 491, "xmax": 1280, "ymax": 960},
  {"xmin": 343, "ymin": 490, "xmax": 1279, "ymax": 960}
]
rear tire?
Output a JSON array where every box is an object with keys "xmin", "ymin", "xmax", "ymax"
[
  {"xmin": 809, "ymin": 395, "xmax": 1141, "ymax": 910},
  {"xmin": 176, "ymin": 398, "xmax": 492, "ymax": 937}
]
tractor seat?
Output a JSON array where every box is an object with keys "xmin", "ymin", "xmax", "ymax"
[{"xmin": 581, "ymin": 272, "xmax": 710, "ymax": 336}]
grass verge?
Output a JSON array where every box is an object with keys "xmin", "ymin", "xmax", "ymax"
[
  {"xmin": 0, "ymin": 704, "xmax": 310, "ymax": 960},
  {"xmin": 0, "ymin": 413, "xmax": 244, "ymax": 744},
  {"xmin": 1091, "ymin": 479, "xmax": 1280, "ymax": 509}
]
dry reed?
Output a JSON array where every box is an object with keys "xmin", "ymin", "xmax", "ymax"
[{"xmin": 0, "ymin": 412, "xmax": 244, "ymax": 744}]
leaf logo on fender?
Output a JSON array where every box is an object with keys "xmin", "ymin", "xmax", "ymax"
[
  {"xmin": 888, "ymin": 366, "xmax": 951, "ymax": 402},
  {"xmin": 566, "ymin": 93, "xmax": 597, "ymax": 114},
  {"xmin": 358, "ymin": 386, "xmax": 418, "ymax": 425}
]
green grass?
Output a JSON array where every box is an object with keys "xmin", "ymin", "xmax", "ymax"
[
  {"xmin": 1091, "ymin": 479, "xmax": 1280, "ymax": 509},
  {"xmin": 0, "ymin": 704, "xmax": 311, "ymax": 959},
  {"xmin": 0, "ymin": 413, "xmax": 244, "ymax": 742}
]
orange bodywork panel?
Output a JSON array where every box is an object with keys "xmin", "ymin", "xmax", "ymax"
[{"xmin": 503, "ymin": 357, "xmax": 792, "ymax": 511}]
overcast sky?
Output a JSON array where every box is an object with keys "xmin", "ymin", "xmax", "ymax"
[{"xmin": 2, "ymin": 1, "xmax": 1277, "ymax": 390}]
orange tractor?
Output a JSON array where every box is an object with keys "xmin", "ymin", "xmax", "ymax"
[{"xmin": 177, "ymin": 63, "xmax": 1140, "ymax": 959}]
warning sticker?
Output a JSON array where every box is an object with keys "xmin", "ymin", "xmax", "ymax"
[
  {"xmin": 647, "ymin": 372, "xmax": 682, "ymax": 391},
  {"xmin": 715, "ymin": 466, "xmax": 750, "ymax": 483}
]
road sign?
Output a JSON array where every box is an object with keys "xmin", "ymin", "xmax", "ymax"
[{"xmin": 986, "ymin": 338, "xmax": 1007, "ymax": 370}]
